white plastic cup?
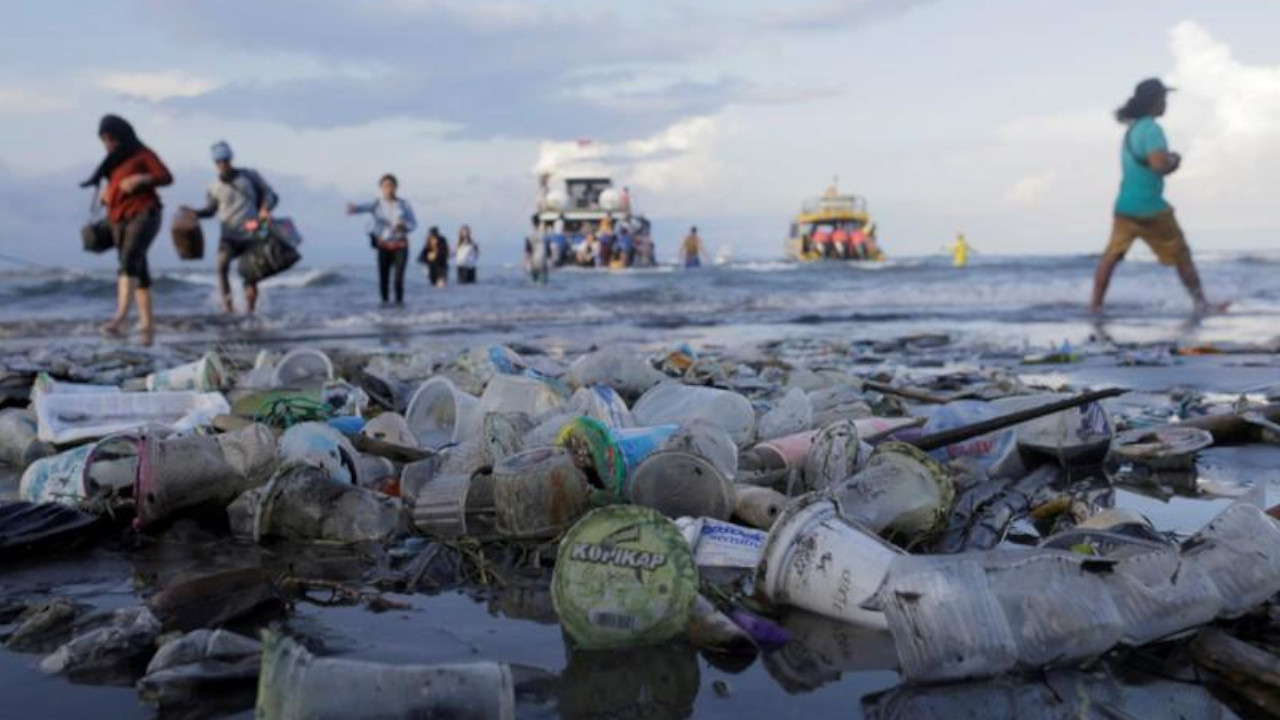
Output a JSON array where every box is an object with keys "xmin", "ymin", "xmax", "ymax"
[
  {"xmin": 757, "ymin": 494, "xmax": 904, "ymax": 629},
  {"xmin": 406, "ymin": 376, "xmax": 483, "ymax": 449},
  {"xmin": 145, "ymin": 352, "xmax": 226, "ymax": 392},
  {"xmin": 272, "ymin": 348, "xmax": 334, "ymax": 389}
]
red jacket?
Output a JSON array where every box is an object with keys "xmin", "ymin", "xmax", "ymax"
[{"xmin": 103, "ymin": 148, "xmax": 172, "ymax": 222}]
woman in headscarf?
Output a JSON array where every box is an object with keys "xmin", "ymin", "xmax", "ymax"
[
  {"xmin": 419, "ymin": 226, "xmax": 449, "ymax": 288},
  {"xmin": 82, "ymin": 115, "xmax": 173, "ymax": 341}
]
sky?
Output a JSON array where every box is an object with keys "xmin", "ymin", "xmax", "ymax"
[{"xmin": 0, "ymin": 0, "xmax": 1277, "ymax": 268}]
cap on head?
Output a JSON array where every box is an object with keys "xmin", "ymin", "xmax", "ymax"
[
  {"xmin": 1134, "ymin": 78, "xmax": 1175, "ymax": 100},
  {"xmin": 211, "ymin": 141, "xmax": 233, "ymax": 162}
]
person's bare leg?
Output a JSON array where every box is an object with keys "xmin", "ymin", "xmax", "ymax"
[
  {"xmin": 135, "ymin": 287, "xmax": 154, "ymax": 345},
  {"xmin": 101, "ymin": 275, "xmax": 132, "ymax": 333},
  {"xmin": 1173, "ymin": 255, "xmax": 1210, "ymax": 312},
  {"xmin": 245, "ymin": 284, "xmax": 258, "ymax": 314},
  {"xmin": 1090, "ymin": 254, "xmax": 1121, "ymax": 315}
]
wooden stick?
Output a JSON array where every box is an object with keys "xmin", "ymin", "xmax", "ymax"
[
  {"xmin": 863, "ymin": 380, "xmax": 951, "ymax": 405},
  {"xmin": 910, "ymin": 387, "xmax": 1127, "ymax": 452},
  {"xmin": 1192, "ymin": 628, "xmax": 1280, "ymax": 716},
  {"xmin": 349, "ymin": 433, "xmax": 435, "ymax": 463}
]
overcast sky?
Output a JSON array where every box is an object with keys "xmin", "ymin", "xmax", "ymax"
[{"xmin": 1, "ymin": 0, "xmax": 1277, "ymax": 268}]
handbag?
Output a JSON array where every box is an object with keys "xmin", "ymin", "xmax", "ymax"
[
  {"xmin": 80, "ymin": 188, "xmax": 113, "ymax": 254},
  {"xmin": 238, "ymin": 218, "xmax": 301, "ymax": 284}
]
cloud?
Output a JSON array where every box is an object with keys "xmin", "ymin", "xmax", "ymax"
[
  {"xmin": 98, "ymin": 71, "xmax": 220, "ymax": 102},
  {"xmin": 0, "ymin": 87, "xmax": 72, "ymax": 115},
  {"xmin": 761, "ymin": 0, "xmax": 939, "ymax": 31},
  {"xmin": 138, "ymin": 1, "xmax": 760, "ymax": 140},
  {"xmin": 532, "ymin": 116, "xmax": 721, "ymax": 198},
  {"xmin": 1005, "ymin": 170, "xmax": 1058, "ymax": 206},
  {"xmin": 1166, "ymin": 20, "xmax": 1280, "ymax": 198}
]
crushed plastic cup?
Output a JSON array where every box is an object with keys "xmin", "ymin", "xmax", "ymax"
[
  {"xmin": 565, "ymin": 346, "xmax": 668, "ymax": 400},
  {"xmin": 252, "ymin": 462, "xmax": 405, "ymax": 544},
  {"xmin": 803, "ymin": 419, "xmax": 866, "ymax": 493},
  {"xmin": 921, "ymin": 401, "xmax": 1021, "ymax": 477},
  {"xmin": 756, "ymin": 494, "xmax": 904, "ymax": 630},
  {"xmin": 871, "ymin": 548, "xmax": 1126, "ymax": 682},
  {"xmin": 19, "ymin": 434, "xmax": 141, "ymax": 507},
  {"xmin": 145, "ymin": 352, "xmax": 226, "ymax": 392},
  {"xmin": 553, "ymin": 505, "xmax": 699, "ymax": 649},
  {"xmin": 359, "ymin": 412, "xmax": 419, "ymax": 448},
  {"xmin": 737, "ymin": 430, "xmax": 816, "ymax": 487},
  {"xmin": 758, "ymin": 387, "xmax": 814, "ymax": 441},
  {"xmin": 410, "ymin": 472, "xmax": 481, "ymax": 538},
  {"xmin": 35, "ymin": 391, "xmax": 230, "ymax": 445},
  {"xmin": 278, "ymin": 422, "xmax": 358, "ymax": 485},
  {"xmin": 0, "ymin": 408, "xmax": 54, "ymax": 468},
  {"xmin": 632, "ymin": 383, "xmax": 756, "ymax": 447},
  {"xmin": 833, "ymin": 442, "xmax": 955, "ymax": 539},
  {"xmin": 134, "ymin": 424, "xmax": 278, "ymax": 530},
  {"xmin": 626, "ymin": 450, "xmax": 735, "ymax": 521},
  {"xmin": 1179, "ymin": 501, "xmax": 1280, "ymax": 617},
  {"xmin": 256, "ymin": 630, "xmax": 514, "ymax": 720},
  {"xmin": 808, "ymin": 384, "xmax": 872, "ymax": 429},
  {"xmin": 658, "ymin": 420, "xmax": 738, "ymax": 481},
  {"xmin": 483, "ymin": 412, "xmax": 534, "ymax": 465},
  {"xmin": 271, "ymin": 348, "xmax": 334, "ymax": 390},
  {"xmin": 479, "ymin": 373, "xmax": 564, "ymax": 419},
  {"xmin": 572, "ymin": 385, "xmax": 634, "ymax": 428},
  {"xmin": 405, "ymin": 376, "xmax": 483, "ymax": 449},
  {"xmin": 492, "ymin": 447, "xmax": 591, "ymax": 539}
]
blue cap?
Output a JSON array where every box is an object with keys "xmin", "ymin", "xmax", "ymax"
[{"xmin": 211, "ymin": 141, "xmax": 233, "ymax": 162}]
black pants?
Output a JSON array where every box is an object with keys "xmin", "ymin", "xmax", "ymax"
[
  {"xmin": 111, "ymin": 208, "xmax": 161, "ymax": 289},
  {"xmin": 217, "ymin": 236, "xmax": 255, "ymax": 296},
  {"xmin": 428, "ymin": 263, "xmax": 447, "ymax": 286},
  {"xmin": 378, "ymin": 246, "xmax": 408, "ymax": 303},
  {"xmin": 457, "ymin": 267, "xmax": 476, "ymax": 284}
]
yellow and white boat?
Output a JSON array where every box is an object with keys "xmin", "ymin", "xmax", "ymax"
[{"xmin": 784, "ymin": 181, "xmax": 883, "ymax": 262}]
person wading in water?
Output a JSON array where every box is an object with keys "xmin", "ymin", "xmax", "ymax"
[{"xmin": 1091, "ymin": 78, "xmax": 1224, "ymax": 316}]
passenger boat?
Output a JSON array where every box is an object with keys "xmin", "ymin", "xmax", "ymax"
[{"xmin": 784, "ymin": 180, "xmax": 883, "ymax": 262}]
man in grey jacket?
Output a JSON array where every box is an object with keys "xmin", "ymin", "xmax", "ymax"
[{"xmin": 181, "ymin": 141, "xmax": 278, "ymax": 314}]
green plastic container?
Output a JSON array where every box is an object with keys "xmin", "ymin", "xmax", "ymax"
[{"xmin": 552, "ymin": 505, "xmax": 698, "ymax": 649}]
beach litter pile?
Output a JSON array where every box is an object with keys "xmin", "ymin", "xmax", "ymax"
[{"xmin": 1, "ymin": 336, "xmax": 1280, "ymax": 718}]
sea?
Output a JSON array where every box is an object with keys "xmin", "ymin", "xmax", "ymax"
[
  {"xmin": 3, "ymin": 250, "xmax": 1280, "ymax": 719},
  {"xmin": 2, "ymin": 250, "xmax": 1278, "ymax": 353}
]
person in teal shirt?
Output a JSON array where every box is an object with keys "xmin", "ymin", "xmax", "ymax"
[{"xmin": 1091, "ymin": 78, "xmax": 1221, "ymax": 315}]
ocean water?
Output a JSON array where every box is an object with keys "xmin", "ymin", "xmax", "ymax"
[{"xmin": 1, "ymin": 251, "xmax": 1278, "ymax": 352}]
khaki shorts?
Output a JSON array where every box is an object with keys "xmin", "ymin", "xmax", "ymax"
[{"xmin": 1103, "ymin": 209, "xmax": 1190, "ymax": 266}]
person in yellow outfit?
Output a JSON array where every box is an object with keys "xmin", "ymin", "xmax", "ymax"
[{"xmin": 950, "ymin": 232, "xmax": 972, "ymax": 267}]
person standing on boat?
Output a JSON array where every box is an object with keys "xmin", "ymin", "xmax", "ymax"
[
  {"xmin": 596, "ymin": 216, "xmax": 614, "ymax": 268},
  {"xmin": 680, "ymin": 226, "xmax": 706, "ymax": 269},
  {"xmin": 420, "ymin": 227, "xmax": 450, "ymax": 288},
  {"xmin": 616, "ymin": 223, "xmax": 636, "ymax": 267},
  {"xmin": 347, "ymin": 174, "xmax": 416, "ymax": 305},
  {"xmin": 455, "ymin": 224, "xmax": 479, "ymax": 284},
  {"xmin": 82, "ymin": 115, "xmax": 173, "ymax": 343},
  {"xmin": 183, "ymin": 141, "xmax": 278, "ymax": 315},
  {"xmin": 1091, "ymin": 78, "xmax": 1221, "ymax": 315}
]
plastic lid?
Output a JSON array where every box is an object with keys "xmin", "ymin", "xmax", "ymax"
[{"xmin": 552, "ymin": 505, "xmax": 698, "ymax": 649}]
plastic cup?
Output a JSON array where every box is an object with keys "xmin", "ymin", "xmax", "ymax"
[
  {"xmin": 756, "ymin": 494, "xmax": 903, "ymax": 629},
  {"xmin": 405, "ymin": 376, "xmax": 483, "ymax": 449}
]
